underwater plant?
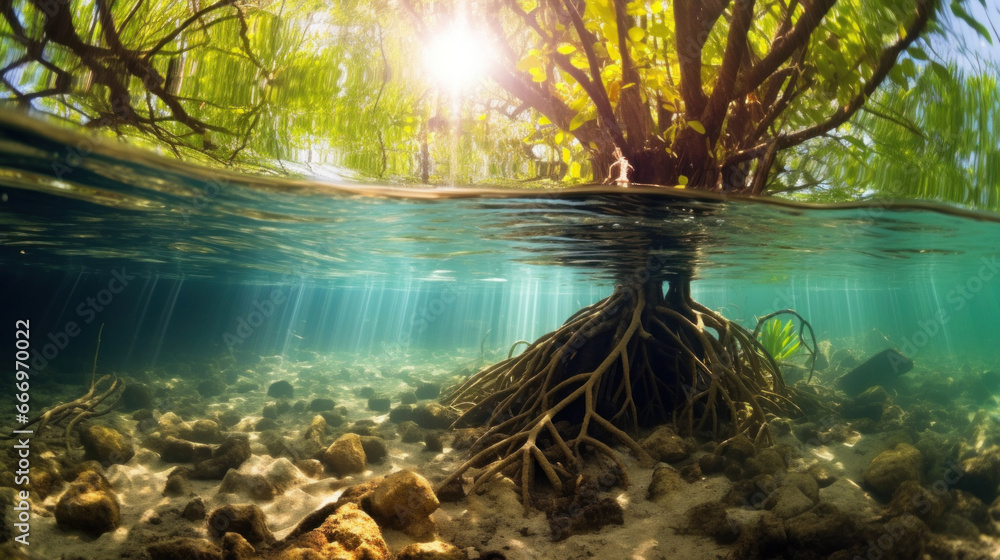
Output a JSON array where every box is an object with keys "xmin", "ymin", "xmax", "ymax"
[{"xmin": 756, "ymin": 318, "xmax": 801, "ymax": 362}]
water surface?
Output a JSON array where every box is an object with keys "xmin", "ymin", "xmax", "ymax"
[{"xmin": 1, "ymin": 112, "xmax": 998, "ymax": 375}]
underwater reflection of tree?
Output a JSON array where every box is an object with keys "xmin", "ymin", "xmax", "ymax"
[{"xmin": 439, "ymin": 194, "xmax": 798, "ymax": 507}]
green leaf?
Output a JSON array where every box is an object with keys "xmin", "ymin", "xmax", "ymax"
[
  {"xmin": 842, "ymin": 135, "xmax": 867, "ymax": 150},
  {"xmin": 952, "ymin": 1, "xmax": 993, "ymax": 44},
  {"xmin": 516, "ymin": 54, "xmax": 539, "ymax": 72},
  {"xmin": 757, "ymin": 318, "xmax": 801, "ymax": 361},
  {"xmin": 648, "ymin": 24, "xmax": 670, "ymax": 38},
  {"xmin": 909, "ymin": 46, "xmax": 928, "ymax": 61},
  {"xmin": 569, "ymin": 112, "xmax": 589, "ymax": 131},
  {"xmin": 889, "ymin": 66, "xmax": 908, "ymax": 89},
  {"xmin": 929, "ymin": 61, "xmax": 953, "ymax": 82},
  {"xmin": 688, "ymin": 120, "xmax": 706, "ymax": 134}
]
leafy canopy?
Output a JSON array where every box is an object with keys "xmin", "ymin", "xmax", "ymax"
[
  {"xmin": 6, "ymin": 0, "xmax": 999, "ymax": 204},
  {"xmin": 403, "ymin": 0, "xmax": 941, "ymax": 191}
]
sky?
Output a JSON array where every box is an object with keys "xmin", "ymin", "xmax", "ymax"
[{"xmin": 936, "ymin": 1, "xmax": 1000, "ymax": 72}]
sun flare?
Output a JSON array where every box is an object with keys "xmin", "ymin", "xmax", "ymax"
[{"xmin": 423, "ymin": 21, "xmax": 489, "ymax": 92}]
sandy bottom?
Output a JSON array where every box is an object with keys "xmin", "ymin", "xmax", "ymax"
[{"xmin": 3, "ymin": 349, "xmax": 999, "ymax": 559}]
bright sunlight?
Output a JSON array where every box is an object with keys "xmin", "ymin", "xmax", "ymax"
[{"xmin": 422, "ymin": 20, "xmax": 490, "ymax": 92}]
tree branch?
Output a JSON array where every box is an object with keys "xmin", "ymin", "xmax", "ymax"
[
  {"xmin": 746, "ymin": 53, "xmax": 807, "ymax": 145},
  {"xmin": 701, "ymin": 0, "xmax": 755, "ymax": 140},
  {"xmin": 735, "ymin": 0, "xmax": 836, "ymax": 97},
  {"xmin": 725, "ymin": 0, "xmax": 933, "ymax": 167},
  {"xmin": 613, "ymin": 0, "xmax": 650, "ymax": 149},
  {"xmin": 144, "ymin": 0, "xmax": 235, "ymax": 59},
  {"xmin": 557, "ymin": 0, "xmax": 625, "ymax": 147},
  {"xmin": 674, "ymin": 0, "xmax": 730, "ymax": 118},
  {"xmin": 860, "ymin": 104, "xmax": 926, "ymax": 139}
]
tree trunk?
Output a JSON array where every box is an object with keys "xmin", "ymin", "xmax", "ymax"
[{"xmin": 590, "ymin": 141, "xmax": 726, "ymax": 189}]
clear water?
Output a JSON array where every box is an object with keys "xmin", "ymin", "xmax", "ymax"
[{"xmin": 2, "ymin": 112, "xmax": 999, "ymax": 378}]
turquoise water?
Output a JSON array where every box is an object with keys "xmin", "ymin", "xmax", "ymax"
[{"xmin": 1, "ymin": 112, "xmax": 999, "ymax": 375}]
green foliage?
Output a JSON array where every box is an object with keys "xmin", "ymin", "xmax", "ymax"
[
  {"xmin": 778, "ymin": 64, "xmax": 1000, "ymax": 209},
  {"xmin": 0, "ymin": 0, "xmax": 550, "ymax": 183},
  {"xmin": 766, "ymin": 1, "xmax": 1000, "ymax": 211},
  {"xmin": 405, "ymin": 0, "xmax": 946, "ymax": 188},
  {"xmin": 3, "ymin": 0, "xmax": 994, "ymax": 199},
  {"xmin": 756, "ymin": 318, "xmax": 801, "ymax": 361}
]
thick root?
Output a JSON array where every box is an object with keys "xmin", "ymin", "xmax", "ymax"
[
  {"xmin": 3, "ymin": 325, "xmax": 121, "ymax": 449},
  {"xmin": 440, "ymin": 279, "xmax": 795, "ymax": 507}
]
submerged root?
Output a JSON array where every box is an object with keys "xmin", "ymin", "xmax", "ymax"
[
  {"xmin": 3, "ymin": 325, "xmax": 121, "ymax": 449},
  {"xmin": 439, "ymin": 280, "xmax": 797, "ymax": 507}
]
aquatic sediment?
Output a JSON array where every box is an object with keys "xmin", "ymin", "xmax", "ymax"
[{"xmin": 1, "ymin": 347, "xmax": 999, "ymax": 559}]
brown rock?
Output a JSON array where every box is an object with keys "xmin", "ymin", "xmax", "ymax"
[
  {"xmin": 218, "ymin": 471, "xmax": 277, "ymax": 501},
  {"xmin": 206, "ymin": 504, "xmax": 275, "ymax": 546},
  {"xmin": 295, "ymin": 459, "xmax": 324, "ymax": 478},
  {"xmin": 164, "ymin": 466, "xmax": 193, "ymax": 496},
  {"xmin": 181, "ymin": 419, "xmax": 224, "ymax": 444},
  {"xmin": 718, "ymin": 434, "xmax": 756, "ymax": 462},
  {"xmin": 841, "ymin": 386, "xmax": 892, "ymax": 420},
  {"xmin": 683, "ymin": 502, "xmax": 739, "ymax": 544},
  {"xmin": 54, "ymin": 471, "xmax": 120, "ymax": 534},
  {"xmin": 744, "ymin": 449, "xmax": 786, "ymax": 478},
  {"xmin": 864, "ymin": 443, "xmax": 923, "ymax": 497},
  {"xmin": 780, "ymin": 472, "xmax": 819, "ymax": 504},
  {"xmin": 640, "ymin": 425, "xmax": 692, "ymax": 463},
  {"xmin": 762, "ymin": 485, "xmax": 813, "ymax": 519},
  {"xmin": 80, "ymin": 425, "xmax": 135, "ymax": 466},
  {"xmin": 192, "ymin": 437, "xmax": 251, "ymax": 480},
  {"xmin": 396, "ymin": 541, "xmax": 466, "ymax": 560},
  {"xmin": 279, "ymin": 502, "xmax": 389, "ymax": 560},
  {"xmin": 955, "ymin": 445, "xmax": 1000, "ymax": 504},
  {"xmin": 264, "ymin": 457, "xmax": 310, "ymax": 493},
  {"xmin": 410, "ymin": 403, "xmax": 457, "ymax": 430},
  {"xmin": 369, "ymin": 469, "xmax": 440, "ymax": 533},
  {"xmin": 436, "ymin": 477, "xmax": 466, "ymax": 503},
  {"xmin": 547, "ymin": 477, "xmax": 624, "ymax": 542},
  {"xmin": 359, "ymin": 436, "xmax": 389, "ymax": 465},
  {"xmin": 221, "ymin": 532, "xmax": 256, "ymax": 560},
  {"xmin": 647, "ymin": 466, "xmax": 685, "ymax": 501},
  {"xmin": 304, "ymin": 414, "xmax": 327, "ymax": 442},
  {"xmin": 784, "ymin": 503, "xmax": 860, "ymax": 551},
  {"xmin": 322, "ymin": 433, "xmax": 367, "ymax": 476},
  {"xmin": 183, "ymin": 497, "xmax": 207, "ymax": 521},
  {"xmin": 887, "ymin": 480, "xmax": 946, "ymax": 523},
  {"xmin": 161, "ymin": 436, "xmax": 214, "ymax": 463},
  {"xmin": 698, "ymin": 453, "xmax": 726, "ymax": 474}
]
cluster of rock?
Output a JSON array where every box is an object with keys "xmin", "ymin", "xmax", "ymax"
[
  {"xmin": 31, "ymin": 350, "xmax": 1000, "ymax": 560},
  {"xmin": 25, "ymin": 369, "xmax": 478, "ymax": 558},
  {"xmin": 635, "ymin": 392, "xmax": 1000, "ymax": 560},
  {"xmin": 146, "ymin": 469, "xmax": 464, "ymax": 560}
]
